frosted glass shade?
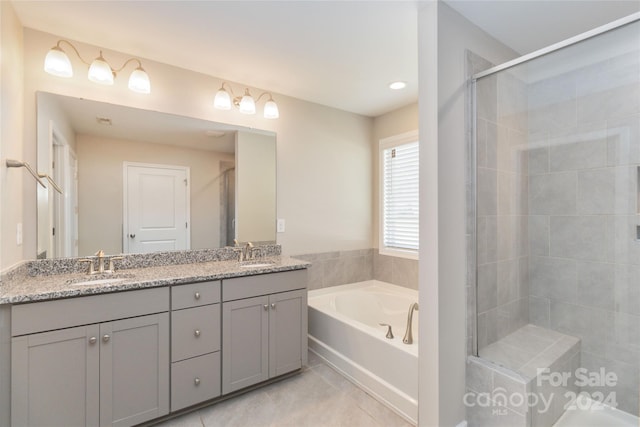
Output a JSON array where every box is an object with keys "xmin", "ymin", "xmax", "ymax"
[
  {"xmin": 214, "ymin": 88, "xmax": 232, "ymax": 110},
  {"xmin": 239, "ymin": 94, "xmax": 256, "ymax": 115},
  {"xmin": 44, "ymin": 47, "xmax": 73, "ymax": 78},
  {"xmin": 128, "ymin": 67, "xmax": 151, "ymax": 94},
  {"xmin": 263, "ymin": 100, "xmax": 279, "ymax": 119},
  {"xmin": 88, "ymin": 56, "xmax": 114, "ymax": 85}
]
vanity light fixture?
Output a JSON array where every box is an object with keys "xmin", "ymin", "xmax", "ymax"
[
  {"xmin": 44, "ymin": 40, "xmax": 151, "ymax": 94},
  {"xmin": 214, "ymin": 82, "xmax": 279, "ymax": 119}
]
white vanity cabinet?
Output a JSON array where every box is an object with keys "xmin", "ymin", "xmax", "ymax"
[
  {"xmin": 170, "ymin": 281, "xmax": 221, "ymax": 411},
  {"xmin": 221, "ymin": 270, "xmax": 307, "ymax": 394},
  {"xmin": 10, "ymin": 288, "xmax": 170, "ymax": 427}
]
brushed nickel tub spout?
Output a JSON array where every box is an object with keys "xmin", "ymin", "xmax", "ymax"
[{"xmin": 403, "ymin": 302, "xmax": 419, "ymax": 344}]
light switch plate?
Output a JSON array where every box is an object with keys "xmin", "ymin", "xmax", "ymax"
[
  {"xmin": 16, "ymin": 222, "xmax": 23, "ymax": 246},
  {"xmin": 277, "ymin": 218, "xmax": 285, "ymax": 233}
]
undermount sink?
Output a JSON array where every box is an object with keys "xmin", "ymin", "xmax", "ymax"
[
  {"xmin": 238, "ymin": 261, "xmax": 276, "ymax": 268},
  {"xmin": 71, "ymin": 278, "xmax": 127, "ymax": 286},
  {"xmin": 65, "ymin": 273, "xmax": 135, "ymax": 286}
]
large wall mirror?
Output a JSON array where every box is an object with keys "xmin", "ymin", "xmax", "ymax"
[{"xmin": 36, "ymin": 92, "xmax": 276, "ymax": 259}]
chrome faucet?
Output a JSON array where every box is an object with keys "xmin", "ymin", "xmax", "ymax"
[
  {"xmin": 78, "ymin": 250, "xmax": 123, "ymax": 275},
  {"xmin": 403, "ymin": 302, "xmax": 419, "ymax": 344}
]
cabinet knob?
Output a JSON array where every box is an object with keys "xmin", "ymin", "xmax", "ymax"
[
  {"xmin": 263, "ymin": 304, "xmax": 268, "ymax": 311},
  {"xmin": 271, "ymin": 303, "xmax": 276, "ymax": 309},
  {"xmin": 102, "ymin": 334, "xmax": 110, "ymax": 343},
  {"xmin": 194, "ymin": 292, "xmax": 201, "ymax": 300},
  {"xmin": 194, "ymin": 377, "xmax": 201, "ymax": 386},
  {"xmin": 194, "ymin": 329, "xmax": 201, "ymax": 337},
  {"xmin": 89, "ymin": 336, "xmax": 97, "ymax": 344}
]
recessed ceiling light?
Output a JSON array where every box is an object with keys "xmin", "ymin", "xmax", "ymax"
[
  {"xmin": 389, "ymin": 81, "xmax": 407, "ymax": 90},
  {"xmin": 96, "ymin": 117, "xmax": 112, "ymax": 126},
  {"xmin": 205, "ymin": 130, "xmax": 226, "ymax": 138}
]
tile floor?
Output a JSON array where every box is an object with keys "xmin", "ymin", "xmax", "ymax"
[{"xmin": 153, "ymin": 351, "xmax": 413, "ymax": 427}]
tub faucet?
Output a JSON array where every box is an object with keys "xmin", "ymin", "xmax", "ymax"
[{"xmin": 403, "ymin": 302, "xmax": 419, "ymax": 344}]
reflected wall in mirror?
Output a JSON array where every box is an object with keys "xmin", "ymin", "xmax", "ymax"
[{"xmin": 36, "ymin": 92, "xmax": 276, "ymax": 259}]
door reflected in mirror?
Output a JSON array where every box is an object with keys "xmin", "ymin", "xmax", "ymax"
[{"xmin": 36, "ymin": 92, "xmax": 276, "ymax": 259}]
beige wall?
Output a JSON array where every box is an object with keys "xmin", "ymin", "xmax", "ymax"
[
  {"xmin": 236, "ymin": 131, "xmax": 276, "ymax": 243},
  {"xmin": 77, "ymin": 134, "xmax": 234, "ymax": 256},
  {"xmin": 1, "ymin": 2, "xmax": 25, "ymax": 272},
  {"xmin": 418, "ymin": 3, "xmax": 517, "ymax": 426},
  {"xmin": 372, "ymin": 102, "xmax": 419, "ymax": 249},
  {"xmin": 6, "ymin": 27, "xmax": 373, "ymax": 267}
]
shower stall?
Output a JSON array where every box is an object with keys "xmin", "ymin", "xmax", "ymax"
[{"xmin": 469, "ymin": 13, "xmax": 640, "ymax": 427}]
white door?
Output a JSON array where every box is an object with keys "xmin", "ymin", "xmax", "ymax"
[{"xmin": 123, "ymin": 163, "xmax": 190, "ymax": 254}]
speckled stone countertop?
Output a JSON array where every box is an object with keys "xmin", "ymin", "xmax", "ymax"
[{"xmin": 0, "ymin": 256, "xmax": 310, "ymax": 304}]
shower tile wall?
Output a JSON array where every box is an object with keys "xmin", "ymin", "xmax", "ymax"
[
  {"xmin": 527, "ymin": 48, "xmax": 640, "ymax": 415},
  {"xmin": 476, "ymin": 69, "xmax": 530, "ymax": 351}
]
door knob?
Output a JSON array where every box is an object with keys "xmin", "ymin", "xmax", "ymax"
[
  {"xmin": 194, "ymin": 377, "xmax": 201, "ymax": 386},
  {"xmin": 129, "ymin": 234, "xmax": 136, "ymax": 238},
  {"xmin": 102, "ymin": 334, "xmax": 110, "ymax": 343},
  {"xmin": 89, "ymin": 336, "xmax": 97, "ymax": 344},
  {"xmin": 194, "ymin": 329, "xmax": 201, "ymax": 337}
]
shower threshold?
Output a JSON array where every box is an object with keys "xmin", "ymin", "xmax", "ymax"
[{"xmin": 553, "ymin": 395, "xmax": 638, "ymax": 427}]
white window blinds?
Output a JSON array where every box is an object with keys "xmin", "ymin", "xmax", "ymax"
[{"xmin": 381, "ymin": 139, "xmax": 419, "ymax": 255}]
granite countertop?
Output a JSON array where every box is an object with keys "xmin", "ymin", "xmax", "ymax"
[{"xmin": 0, "ymin": 256, "xmax": 310, "ymax": 304}]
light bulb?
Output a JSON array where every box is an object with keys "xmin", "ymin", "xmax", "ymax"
[
  {"xmin": 214, "ymin": 87, "xmax": 231, "ymax": 110},
  {"xmin": 238, "ymin": 90, "xmax": 256, "ymax": 115},
  {"xmin": 263, "ymin": 99, "xmax": 279, "ymax": 119},
  {"xmin": 128, "ymin": 67, "xmax": 150, "ymax": 94},
  {"xmin": 88, "ymin": 52, "xmax": 114, "ymax": 85},
  {"xmin": 44, "ymin": 46, "xmax": 73, "ymax": 78}
]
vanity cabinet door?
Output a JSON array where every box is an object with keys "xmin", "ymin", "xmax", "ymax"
[
  {"xmin": 268, "ymin": 289, "xmax": 305, "ymax": 378},
  {"xmin": 222, "ymin": 295, "xmax": 269, "ymax": 394},
  {"xmin": 11, "ymin": 325, "xmax": 100, "ymax": 427},
  {"xmin": 99, "ymin": 313, "xmax": 169, "ymax": 427}
]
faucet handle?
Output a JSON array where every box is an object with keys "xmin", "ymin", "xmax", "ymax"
[
  {"xmin": 379, "ymin": 323, "xmax": 394, "ymax": 339},
  {"xmin": 106, "ymin": 256, "xmax": 124, "ymax": 273},
  {"xmin": 95, "ymin": 249, "xmax": 105, "ymax": 257},
  {"xmin": 78, "ymin": 259, "xmax": 95, "ymax": 275}
]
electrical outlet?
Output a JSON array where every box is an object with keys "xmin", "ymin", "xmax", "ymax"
[
  {"xmin": 16, "ymin": 223, "xmax": 23, "ymax": 246},
  {"xmin": 277, "ymin": 218, "xmax": 286, "ymax": 233}
]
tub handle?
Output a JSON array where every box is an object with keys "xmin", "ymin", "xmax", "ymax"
[{"xmin": 379, "ymin": 323, "xmax": 394, "ymax": 339}]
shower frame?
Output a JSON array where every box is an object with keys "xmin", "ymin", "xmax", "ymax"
[{"xmin": 469, "ymin": 11, "xmax": 640, "ymax": 357}]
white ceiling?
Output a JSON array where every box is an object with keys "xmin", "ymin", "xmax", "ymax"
[{"xmin": 11, "ymin": 1, "xmax": 640, "ymax": 118}]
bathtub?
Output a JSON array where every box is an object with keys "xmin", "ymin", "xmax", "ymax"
[{"xmin": 307, "ymin": 280, "xmax": 418, "ymax": 424}]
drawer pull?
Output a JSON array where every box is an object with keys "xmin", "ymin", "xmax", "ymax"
[
  {"xmin": 102, "ymin": 334, "xmax": 110, "ymax": 343},
  {"xmin": 263, "ymin": 304, "xmax": 268, "ymax": 310},
  {"xmin": 194, "ymin": 329, "xmax": 201, "ymax": 337},
  {"xmin": 194, "ymin": 377, "xmax": 201, "ymax": 386},
  {"xmin": 89, "ymin": 336, "xmax": 97, "ymax": 345},
  {"xmin": 194, "ymin": 292, "xmax": 201, "ymax": 300}
]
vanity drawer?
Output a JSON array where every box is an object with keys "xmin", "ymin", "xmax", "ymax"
[
  {"xmin": 171, "ymin": 352, "xmax": 220, "ymax": 411},
  {"xmin": 172, "ymin": 281, "xmax": 220, "ymax": 310},
  {"xmin": 171, "ymin": 304, "xmax": 220, "ymax": 362},
  {"xmin": 222, "ymin": 269, "xmax": 307, "ymax": 302},
  {"xmin": 11, "ymin": 287, "xmax": 169, "ymax": 336}
]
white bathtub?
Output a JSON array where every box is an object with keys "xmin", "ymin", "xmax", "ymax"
[{"xmin": 308, "ymin": 280, "xmax": 418, "ymax": 424}]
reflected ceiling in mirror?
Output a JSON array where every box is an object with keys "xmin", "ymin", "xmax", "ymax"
[{"xmin": 36, "ymin": 92, "xmax": 276, "ymax": 259}]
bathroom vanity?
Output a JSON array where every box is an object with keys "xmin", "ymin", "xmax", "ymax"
[{"xmin": 0, "ymin": 253, "xmax": 308, "ymax": 427}]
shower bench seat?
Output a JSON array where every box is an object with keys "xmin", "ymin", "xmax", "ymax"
[{"xmin": 467, "ymin": 324, "xmax": 580, "ymax": 427}]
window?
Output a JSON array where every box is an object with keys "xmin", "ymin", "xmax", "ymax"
[{"xmin": 379, "ymin": 130, "xmax": 419, "ymax": 259}]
